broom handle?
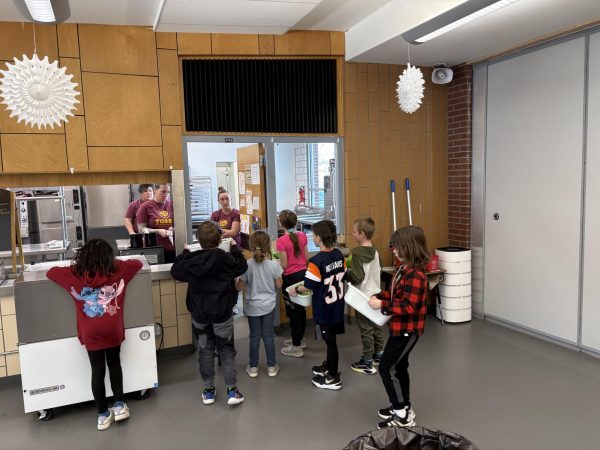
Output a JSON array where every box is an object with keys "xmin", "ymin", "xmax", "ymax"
[
  {"xmin": 405, "ymin": 178, "xmax": 413, "ymax": 226},
  {"xmin": 390, "ymin": 180, "xmax": 397, "ymax": 231}
]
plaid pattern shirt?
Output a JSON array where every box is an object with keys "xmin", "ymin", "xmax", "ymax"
[{"xmin": 377, "ymin": 266, "xmax": 428, "ymax": 336}]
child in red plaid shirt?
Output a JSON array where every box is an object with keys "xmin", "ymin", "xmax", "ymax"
[{"xmin": 368, "ymin": 226, "xmax": 429, "ymax": 429}]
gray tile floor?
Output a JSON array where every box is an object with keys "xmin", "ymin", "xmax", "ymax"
[{"xmin": 1, "ymin": 316, "xmax": 600, "ymax": 450}]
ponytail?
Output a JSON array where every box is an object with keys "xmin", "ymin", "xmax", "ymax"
[
  {"xmin": 288, "ymin": 230, "xmax": 302, "ymax": 258},
  {"xmin": 278, "ymin": 209, "xmax": 302, "ymax": 257},
  {"xmin": 250, "ymin": 230, "xmax": 271, "ymax": 264}
]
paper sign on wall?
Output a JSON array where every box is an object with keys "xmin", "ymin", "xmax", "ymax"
[
  {"xmin": 238, "ymin": 172, "xmax": 245, "ymax": 194},
  {"xmin": 250, "ymin": 163, "xmax": 260, "ymax": 184},
  {"xmin": 253, "ymin": 196, "xmax": 260, "ymax": 211},
  {"xmin": 240, "ymin": 214, "xmax": 250, "ymax": 234},
  {"xmin": 245, "ymin": 189, "xmax": 253, "ymax": 214}
]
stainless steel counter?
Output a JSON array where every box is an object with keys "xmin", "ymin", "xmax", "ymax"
[{"xmin": 0, "ymin": 241, "xmax": 71, "ymax": 261}]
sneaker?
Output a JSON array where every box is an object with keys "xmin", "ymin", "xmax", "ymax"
[
  {"xmin": 378, "ymin": 406, "xmax": 416, "ymax": 422},
  {"xmin": 372, "ymin": 352, "xmax": 384, "ymax": 367},
  {"xmin": 267, "ymin": 364, "xmax": 280, "ymax": 377},
  {"xmin": 280, "ymin": 345, "xmax": 304, "ymax": 358},
  {"xmin": 312, "ymin": 361, "xmax": 328, "ymax": 376},
  {"xmin": 312, "ymin": 373, "xmax": 342, "ymax": 390},
  {"xmin": 350, "ymin": 357, "xmax": 377, "ymax": 374},
  {"xmin": 283, "ymin": 338, "xmax": 307, "ymax": 349},
  {"xmin": 113, "ymin": 401, "xmax": 130, "ymax": 422},
  {"xmin": 202, "ymin": 388, "xmax": 216, "ymax": 405},
  {"xmin": 246, "ymin": 366, "xmax": 258, "ymax": 378},
  {"xmin": 97, "ymin": 409, "xmax": 114, "ymax": 431},
  {"xmin": 227, "ymin": 387, "xmax": 245, "ymax": 405},
  {"xmin": 377, "ymin": 410, "xmax": 415, "ymax": 429}
]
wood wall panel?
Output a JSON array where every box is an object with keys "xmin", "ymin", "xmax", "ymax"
[
  {"xmin": 330, "ymin": 32, "xmax": 345, "ymax": 55},
  {"xmin": 78, "ymin": 25, "xmax": 158, "ymax": 76},
  {"xmin": 162, "ymin": 125, "xmax": 182, "ymax": 169},
  {"xmin": 0, "ymin": 22, "xmax": 58, "ymax": 61},
  {"xmin": 157, "ymin": 49, "xmax": 181, "ymax": 126},
  {"xmin": 59, "ymin": 57, "xmax": 84, "ymax": 116},
  {"xmin": 258, "ymin": 35, "xmax": 275, "ymax": 55},
  {"xmin": 1, "ymin": 134, "xmax": 67, "ymax": 173},
  {"xmin": 211, "ymin": 34, "xmax": 259, "ymax": 55},
  {"xmin": 177, "ymin": 33, "xmax": 211, "ymax": 55},
  {"xmin": 57, "ymin": 23, "xmax": 79, "ymax": 57},
  {"xmin": 156, "ymin": 32, "xmax": 177, "ymax": 49},
  {"xmin": 82, "ymin": 72, "xmax": 162, "ymax": 147},
  {"xmin": 65, "ymin": 116, "xmax": 88, "ymax": 171},
  {"xmin": 274, "ymin": 31, "xmax": 331, "ymax": 55},
  {"xmin": 88, "ymin": 147, "xmax": 164, "ymax": 171},
  {"xmin": 0, "ymin": 171, "xmax": 170, "ymax": 188},
  {"xmin": 343, "ymin": 62, "xmax": 448, "ymax": 266}
]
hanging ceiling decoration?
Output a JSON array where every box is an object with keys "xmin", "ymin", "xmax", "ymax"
[
  {"xmin": 0, "ymin": 53, "xmax": 80, "ymax": 129},
  {"xmin": 396, "ymin": 63, "xmax": 424, "ymax": 114}
]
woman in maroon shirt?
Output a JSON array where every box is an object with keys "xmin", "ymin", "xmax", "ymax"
[
  {"xmin": 137, "ymin": 183, "xmax": 175, "ymax": 263},
  {"xmin": 210, "ymin": 187, "xmax": 241, "ymax": 247}
]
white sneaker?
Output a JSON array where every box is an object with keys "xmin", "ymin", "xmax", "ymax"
[
  {"xmin": 280, "ymin": 345, "xmax": 304, "ymax": 357},
  {"xmin": 267, "ymin": 364, "xmax": 280, "ymax": 377},
  {"xmin": 246, "ymin": 365, "xmax": 258, "ymax": 378},
  {"xmin": 97, "ymin": 409, "xmax": 114, "ymax": 431},
  {"xmin": 283, "ymin": 338, "xmax": 307, "ymax": 349},
  {"xmin": 113, "ymin": 401, "xmax": 130, "ymax": 422}
]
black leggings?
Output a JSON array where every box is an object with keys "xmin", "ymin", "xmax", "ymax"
[
  {"xmin": 378, "ymin": 333, "xmax": 419, "ymax": 410},
  {"xmin": 87, "ymin": 346, "xmax": 124, "ymax": 414},
  {"xmin": 282, "ymin": 271, "xmax": 307, "ymax": 347},
  {"xmin": 325, "ymin": 333, "xmax": 339, "ymax": 376}
]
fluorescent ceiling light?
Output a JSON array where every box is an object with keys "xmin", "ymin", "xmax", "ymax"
[
  {"xmin": 13, "ymin": 0, "xmax": 71, "ymax": 24},
  {"xmin": 24, "ymin": 0, "xmax": 55, "ymax": 22},
  {"xmin": 402, "ymin": 0, "xmax": 520, "ymax": 45}
]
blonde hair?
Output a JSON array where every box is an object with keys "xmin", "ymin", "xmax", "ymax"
[{"xmin": 250, "ymin": 230, "xmax": 271, "ymax": 263}]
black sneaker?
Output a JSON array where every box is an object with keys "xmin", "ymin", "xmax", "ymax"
[
  {"xmin": 351, "ymin": 357, "xmax": 377, "ymax": 375},
  {"xmin": 378, "ymin": 406, "xmax": 416, "ymax": 422},
  {"xmin": 377, "ymin": 411, "xmax": 415, "ymax": 429},
  {"xmin": 312, "ymin": 373, "xmax": 342, "ymax": 390},
  {"xmin": 312, "ymin": 361, "xmax": 328, "ymax": 376}
]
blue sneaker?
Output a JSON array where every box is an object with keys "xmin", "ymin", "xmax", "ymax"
[
  {"xmin": 202, "ymin": 388, "xmax": 216, "ymax": 405},
  {"xmin": 372, "ymin": 352, "xmax": 384, "ymax": 367},
  {"xmin": 227, "ymin": 387, "xmax": 244, "ymax": 405}
]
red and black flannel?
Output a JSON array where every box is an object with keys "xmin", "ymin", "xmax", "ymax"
[{"xmin": 377, "ymin": 266, "xmax": 428, "ymax": 336}]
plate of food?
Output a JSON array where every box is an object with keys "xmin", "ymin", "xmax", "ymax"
[{"xmin": 286, "ymin": 281, "xmax": 313, "ymax": 307}]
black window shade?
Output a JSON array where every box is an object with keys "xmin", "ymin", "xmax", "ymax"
[{"xmin": 182, "ymin": 59, "xmax": 338, "ymax": 134}]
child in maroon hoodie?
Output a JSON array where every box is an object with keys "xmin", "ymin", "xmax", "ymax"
[{"xmin": 47, "ymin": 239, "xmax": 142, "ymax": 431}]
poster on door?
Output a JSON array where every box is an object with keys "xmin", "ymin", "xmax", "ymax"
[{"xmin": 245, "ymin": 189, "xmax": 253, "ymax": 214}]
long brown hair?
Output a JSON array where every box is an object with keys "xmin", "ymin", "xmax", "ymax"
[
  {"xmin": 73, "ymin": 239, "xmax": 117, "ymax": 277},
  {"xmin": 390, "ymin": 226, "xmax": 429, "ymax": 270},
  {"xmin": 279, "ymin": 209, "xmax": 302, "ymax": 257},
  {"xmin": 250, "ymin": 230, "xmax": 271, "ymax": 263}
]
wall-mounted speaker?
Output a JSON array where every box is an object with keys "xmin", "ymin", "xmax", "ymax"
[{"xmin": 432, "ymin": 63, "xmax": 453, "ymax": 84}]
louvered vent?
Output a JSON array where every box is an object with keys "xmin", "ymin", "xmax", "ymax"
[{"xmin": 182, "ymin": 59, "xmax": 338, "ymax": 134}]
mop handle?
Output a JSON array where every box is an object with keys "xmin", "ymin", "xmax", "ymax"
[
  {"xmin": 405, "ymin": 178, "xmax": 413, "ymax": 226},
  {"xmin": 391, "ymin": 180, "xmax": 397, "ymax": 231}
]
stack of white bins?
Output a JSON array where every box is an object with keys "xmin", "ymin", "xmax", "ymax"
[{"xmin": 435, "ymin": 247, "xmax": 472, "ymax": 323}]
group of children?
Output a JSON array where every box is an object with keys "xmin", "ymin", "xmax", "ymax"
[{"xmin": 46, "ymin": 209, "xmax": 431, "ymax": 432}]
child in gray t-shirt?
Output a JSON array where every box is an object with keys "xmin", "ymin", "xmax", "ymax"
[{"xmin": 236, "ymin": 231, "xmax": 283, "ymax": 377}]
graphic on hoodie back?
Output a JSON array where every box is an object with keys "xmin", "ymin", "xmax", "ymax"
[{"xmin": 70, "ymin": 279, "xmax": 125, "ymax": 318}]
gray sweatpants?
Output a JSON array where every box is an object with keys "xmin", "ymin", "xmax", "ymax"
[
  {"xmin": 192, "ymin": 317, "xmax": 237, "ymax": 389},
  {"xmin": 356, "ymin": 311, "xmax": 385, "ymax": 359}
]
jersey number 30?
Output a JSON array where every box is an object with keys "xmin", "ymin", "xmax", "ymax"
[{"xmin": 324, "ymin": 272, "xmax": 345, "ymax": 304}]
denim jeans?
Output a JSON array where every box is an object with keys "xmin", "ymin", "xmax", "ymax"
[{"xmin": 247, "ymin": 309, "xmax": 276, "ymax": 367}]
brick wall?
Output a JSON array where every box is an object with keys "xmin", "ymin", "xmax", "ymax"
[{"xmin": 447, "ymin": 64, "xmax": 473, "ymax": 248}]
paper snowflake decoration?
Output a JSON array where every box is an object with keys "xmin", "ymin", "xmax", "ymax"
[
  {"xmin": 0, "ymin": 54, "xmax": 80, "ymax": 129},
  {"xmin": 396, "ymin": 63, "xmax": 424, "ymax": 114}
]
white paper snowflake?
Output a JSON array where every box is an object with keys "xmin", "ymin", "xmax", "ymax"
[
  {"xmin": 0, "ymin": 54, "xmax": 80, "ymax": 129},
  {"xmin": 396, "ymin": 63, "xmax": 424, "ymax": 114}
]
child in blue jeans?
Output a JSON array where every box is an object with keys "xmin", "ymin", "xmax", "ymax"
[{"xmin": 236, "ymin": 230, "xmax": 283, "ymax": 377}]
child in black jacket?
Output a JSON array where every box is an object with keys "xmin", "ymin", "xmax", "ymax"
[{"xmin": 171, "ymin": 221, "xmax": 247, "ymax": 406}]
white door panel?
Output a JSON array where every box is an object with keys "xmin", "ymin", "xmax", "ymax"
[{"xmin": 484, "ymin": 37, "xmax": 585, "ymax": 343}]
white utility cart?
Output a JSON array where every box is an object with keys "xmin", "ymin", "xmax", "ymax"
[{"xmin": 14, "ymin": 257, "xmax": 158, "ymax": 421}]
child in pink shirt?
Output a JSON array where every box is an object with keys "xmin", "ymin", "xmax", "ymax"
[{"xmin": 276, "ymin": 210, "xmax": 309, "ymax": 357}]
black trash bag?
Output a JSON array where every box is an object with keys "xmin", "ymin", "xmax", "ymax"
[{"xmin": 343, "ymin": 426, "xmax": 479, "ymax": 450}]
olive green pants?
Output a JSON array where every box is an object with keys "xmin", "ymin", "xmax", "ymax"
[{"xmin": 355, "ymin": 311, "xmax": 385, "ymax": 359}]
